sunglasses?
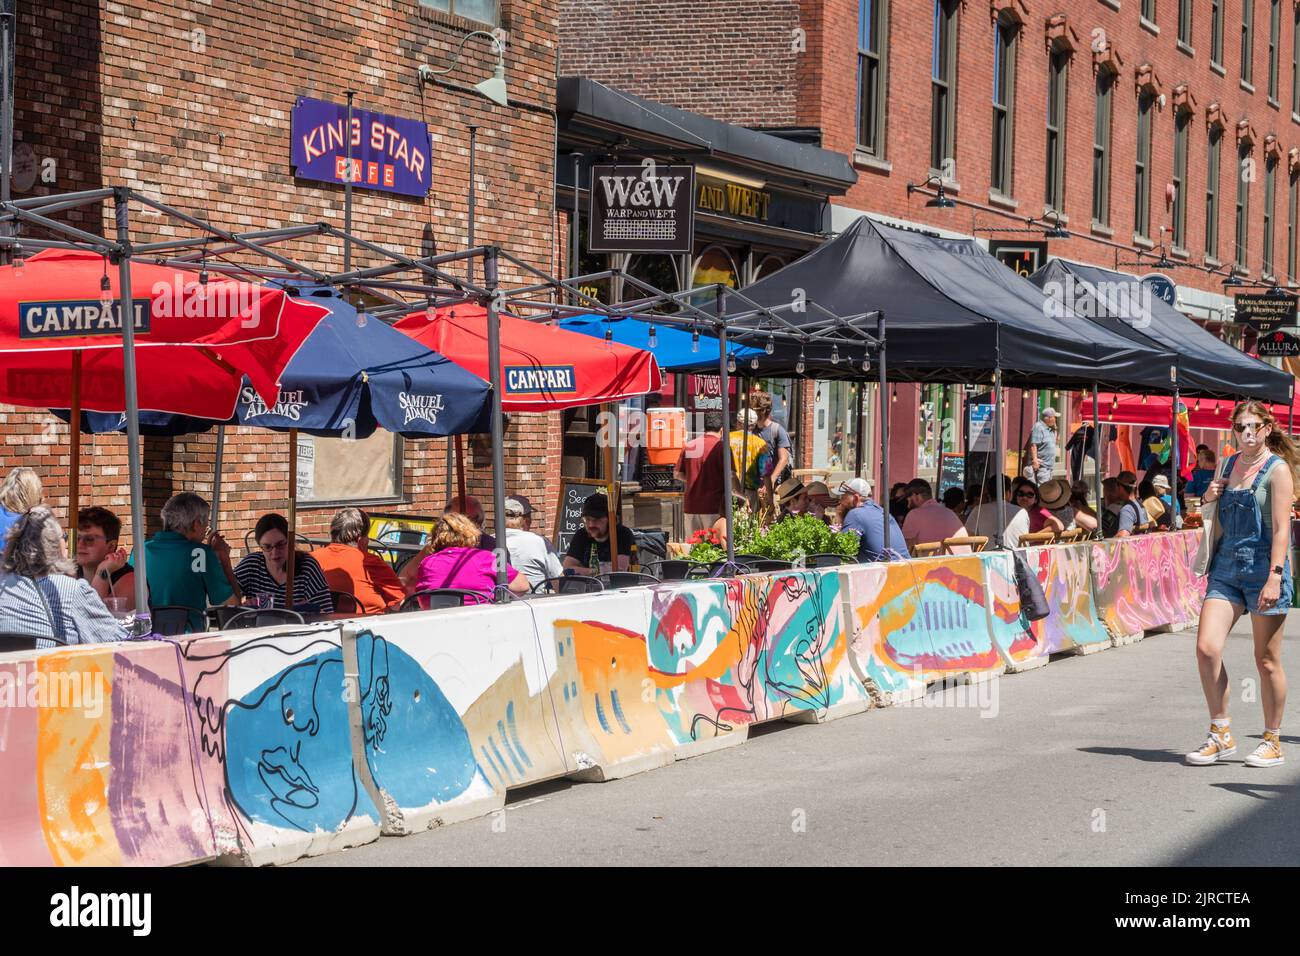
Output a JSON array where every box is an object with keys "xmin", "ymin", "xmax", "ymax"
[
  {"xmin": 1233, "ymin": 421, "xmax": 1267, "ymax": 434},
  {"xmin": 1015, "ymin": 490, "xmax": 1036, "ymax": 499}
]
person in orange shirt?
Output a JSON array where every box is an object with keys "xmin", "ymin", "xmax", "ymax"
[{"xmin": 312, "ymin": 507, "xmax": 408, "ymax": 615}]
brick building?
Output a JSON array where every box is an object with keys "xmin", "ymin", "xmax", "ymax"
[
  {"xmin": 561, "ymin": 0, "xmax": 1300, "ymax": 481},
  {"xmin": 4, "ymin": 0, "xmax": 564, "ymax": 545}
]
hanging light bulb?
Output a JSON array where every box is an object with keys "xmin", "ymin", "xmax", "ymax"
[
  {"xmin": 691, "ymin": 326, "xmax": 700, "ymax": 353},
  {"xmin": 861, "ymin": 354, "xmax": 870, "ymax": 373},
  {"xmin": 604, "ymin": 323, "xmax": 613, "ymax": 342},
  {"xmin": 795, "ymin": 349, "xmax": 806, "ymax": 375},
  {"xmin": 355, "ymin": 309, "xmax": 368, "ymax": 328},
  {"xmin": 765, "ymin": 334, "xmax": 775, "ymax": 355},
  {"xmin": 727, "ymin": 353, "xmax": 737, "ymax": 374},
  {"xmin": 425, "ymin": 298, "xmax": 437, "ymax": 321},
  {"xmin": 830, "ymin": 343, "xmax": 840, "ymax": 365},
  {"xmin": 99, "ymin": 274, "xmax": 114, "ymax": 312},
  {"xmin": 892, "ymin": 387, "xmax": 898, "ymax": 403},
  {"xmin": 647, "ymin": 324, "xmax": 657, "ymax": 349},
  {"xmin": 750, "ymin": 355, "xmax": 760, "ymax": 370},
  {"xmin": 1141, "ymin": 393, "xmax": 1149, "ymax": 404},
  {"xmin": 198, "ymin": 267, "xmax": 209, "ymax": 286},
  {"xmin": 12, "ymin": 244, "xmax": 25, "ymax": 277}
]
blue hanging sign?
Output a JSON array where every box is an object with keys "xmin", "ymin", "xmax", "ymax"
[{"xmin": 290, "ymin": 97, "xmax": 432, "ymax": 198}]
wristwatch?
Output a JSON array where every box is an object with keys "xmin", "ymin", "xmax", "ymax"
[{"xmin": 1272, "ymin": 565, "xmax": 1285, "ymax": 575}]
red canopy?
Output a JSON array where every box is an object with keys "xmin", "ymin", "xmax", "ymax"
[
  {"xmin": 394, "ymin": 304, "xmax": 661, "ymax": 411},
  {"xmin": 1079, "ymin": 392, "xmax": 1300, "ymax": 431},
  {"xmin": 0, "ymin": 249, "xmax": 329, "ymax": 417}
]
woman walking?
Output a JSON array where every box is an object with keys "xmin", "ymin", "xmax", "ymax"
[{"xmin": 1188, "ymin": 401, "xmax": 1296, "ymax": 767}]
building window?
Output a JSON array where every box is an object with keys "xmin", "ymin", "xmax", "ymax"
[
  {"xmin": 418, "ymin": 0, "xmax": 499, "ymax": 26},
  {"xmin": 1178, "ymin": 0, "xmax": 1193, "ymax": 45},
  {"xmin": 1242, "ymin": 1, "xmax": 1255, "ymax": 85},
  {"xmin": 1045, "ymin": 49, "xmax": 1068, "ymax": 213},
  {"xmin": 1092, "ymin": 72, "xmax": 1113, "ymax": 225},
  {"xmin": 991, "ymin": 16, "xmax": 1017, "ymax": 196},
  {"xmin": 1173, "ymin": 110, "xmax": 1189, "ymax": 249},
  {"xmin": 1264, "ymin": 156, "xmax": 1277, "ymax": 275},
  {"xmin": 1135, "ymin": 93, "xmax": 1154, "ymax": 238},
  {"xmin": 1289, "ymin": 169, "xmax": 1298, "ymax": 281},
  {"xmin": 858, "ymin": 0, "xmax": 889, "ymax": 156},
  {"xmin": 1236, "ymin": 144, "xmax": 1251, "ymax": 269},
  {"xmin": 1269, "ymin": 1, "xmax": 1281, "ymax": 100},
  {"xmin": 1206, "ymin": 128, "xmax": 1222, "ymax": 258},
  {"xmin": 1211, "ymin": 0, "xmax": 1224, "ymax": 66},
  {"xmin": 1142, "ymin": 0, "xmax": 1156, "ymax": 23},
  {"xmin": 931, "ymin": 0, "xmax": 959, "ymax": 175},
  {"xmin": 297, "ymin": 432, "xmax": 404, "ymax": 505}
]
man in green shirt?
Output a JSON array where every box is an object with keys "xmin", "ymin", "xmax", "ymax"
[{"xmin": 142, "ymin": 492, "xmax": 241, "ymax": 632}]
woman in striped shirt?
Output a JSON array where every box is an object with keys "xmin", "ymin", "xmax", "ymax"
[{"xmin": 233, "ymin": 513, "xmax": 333, "ymax": 614}]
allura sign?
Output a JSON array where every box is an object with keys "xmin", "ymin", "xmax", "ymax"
[
  {"xmin": 589, "ymin": 163, "xmax": 695, "ymax": 253},
  {"xmin": 290, "ymin": 97, "xmax": 432, "ymax": 198}
]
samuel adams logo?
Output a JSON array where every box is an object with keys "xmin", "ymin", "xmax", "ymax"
[
  {"xmin": 240, "ymin": 385, "xmax": 308, "ymax": 422},
  {"xmin": 19, "ymin": 299, "xmax": 151, "ymax": 339},
  {"xmin": 399, "ymin": 391, "xmax": 445, "ymax": 426},
  {"xmin": 505, "ymin": 365, "xmax": 577, "ymax": 395}
]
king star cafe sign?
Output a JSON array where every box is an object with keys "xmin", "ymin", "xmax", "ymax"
[{"xmin": 290, "ymin": 97, "xmax": 432, "ymax": 198}]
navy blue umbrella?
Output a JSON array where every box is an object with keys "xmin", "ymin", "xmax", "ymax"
[{"xmin": 56, "ymin": 287, "xmax": 494, "ymax": 438}]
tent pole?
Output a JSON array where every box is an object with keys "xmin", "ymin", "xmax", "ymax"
[
  {"xmin": 67, "ymin": 353, "xmax": 81, "ymax": 554},
  {"xmin": 455, "ymin": 434, "xmax": 467, "ymax": 507},
  {"xmin": 343, "ymin": 91, "xmax": 354, "ymax": 273},
  {"xmin": 603, "ymin": 401, "xmax": 620, "ymax": 571},
  {"xmin": 855, "ymin": 382, "xmax": 867, "ymax": 477},
  {"xmin": 1170, "ymin": 377, "xmax": 1181, "ymax": 528},
  {"xmin": 993, "ymin": 366, "xmax": 1005, "ymax": 549},
  {"xmin": 211, "ymin": 424, "xmax": 226, "ymax": 533},
  {"xmin": 467, "ymin": 124, "xmax": 477, "ymax": 285},
  {"xmin": 716, "ymin": 286, "xmax": 735, "ymax": 565},
  {"xmin": 878, "ymin": 312, "xmax": 890, "ymax": 555},
  {"xmin": 113, "ymin": 190, "xmax": 149, "ymax": 629},
  {"xmin": 286, "ymin": 428, "xmax": 298, "ymax": 610},
  {"xmin": 484, "ymin": 246, "xmax": 509, "ymax": 591},
  {"xmin": 1092, "ymin": 383, "xmax": 1102, "ymax": 536},
  {"xmin": 445, "ymin": 438, "xmax": 453, "ymax": 502}
]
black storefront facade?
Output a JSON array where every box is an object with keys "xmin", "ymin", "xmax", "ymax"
[{"xmin": 555, "ymin": 76, "xmax": 857, "ymax": 482}]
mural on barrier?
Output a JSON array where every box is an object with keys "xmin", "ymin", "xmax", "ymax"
[
  {"xmin": 647, "ymin": 571, "xmax": 852, "ymax": 744},
  {"xmin": 980, "ymin": 550, "xmax": 1041, "ymax": 666},
  {"xmin": 1020, "ymin": 545, "xmax": 1109, "ymax": 654},
  {"xmin": 1091, "ymin": 532, "xmax": 1203, "ymax": 639}
]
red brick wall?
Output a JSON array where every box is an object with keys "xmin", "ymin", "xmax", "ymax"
[
  {"xmin": 3, "ymin": 0, "xmax": 564, "ymax": 551},
  {"xmin": 558, "ymin": 0, "xmax": 802, "ymax": 128}
]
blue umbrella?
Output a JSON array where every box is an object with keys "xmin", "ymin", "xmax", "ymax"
[
  {"xmin": 557, "ymin": 314, "xmax": 762, "ymax": 372},
  {"xmin": 56, "ymin": 287, "xmax": 493, "ymax": 438}
]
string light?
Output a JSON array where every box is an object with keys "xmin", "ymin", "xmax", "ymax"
[
  {"xmin": 795, "ymin": 349, "xmax": 806, "ymax": 375},
  {"xmin": 861, "ymin": 354, "xmax": 870, "ymax": 372},
  {"xmin": 647, "ymin": 324, "xmax": 657, "ymax": 349},
  {"xmin": 830, "ymin": 343, "xmax": 840, "ymax": 365},
  {"xmin": 99, "ymin": 258, "xmax": 113, "ymax": 311},
  {"xmin": 12, "ymin": 244, "xmax": 24, "ymax": 277},
  {"xmin": 891, "ymin": 387, "xmax": 898, "ymax": 403},
  {"xmin": 691, "ymin": 326, "xmax": 700, "ymax": 353},
  {"xmin": 750, "ymin": 355, "xmax": 760, "ymax": 370},
  {"xmin": 425, "ymin": 299, "xmax": 437, "ymax": 321},
  {"xmin": 765, "ymin": 334, "xmax": 775, "ymax": 355},
  {"xmin": 727, "ymin": 353, "xmax": 737, "ymax": 374}
]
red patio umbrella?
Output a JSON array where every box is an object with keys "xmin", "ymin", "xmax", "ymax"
[
  {"xmin": 393, "ymin": 303, "xmax": 661, "ymax": 411},
  {"xmin": 0, "ymin": 249, "xmax": 328, "ymax": 417}
]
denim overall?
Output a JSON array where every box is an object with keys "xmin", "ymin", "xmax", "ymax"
[{"xmin": 1205, "ymin": 454, "xmax": 1293, "ymax": 615}]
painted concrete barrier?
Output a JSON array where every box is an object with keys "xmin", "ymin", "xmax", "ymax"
[{"xmin": 1, "ymin": 531, "xmax": 1207, "ymax": 866}]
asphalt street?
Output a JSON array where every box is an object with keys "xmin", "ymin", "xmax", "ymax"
[{"xmin": 297, "ymin": 616, "xmax": 1300, "ymax": 867}]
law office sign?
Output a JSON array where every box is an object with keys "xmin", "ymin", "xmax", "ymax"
[
  {"xmin": 589, "ymin": 163, "xmax": 695, "ymax": 253},
  {"xmin": 1234, "ymin": 291, "xmax": 1298, "ymax": 333},
  {"xmin": 290, "ymin": 97, "xmax": 432, "ymax": 198}
]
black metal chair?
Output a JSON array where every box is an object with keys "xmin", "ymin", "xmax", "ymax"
[
  {"xmin": 330, "ymin": 591, "xmax": 360, "ymax": 615},
  {"xmin": 687, "ymin": 560, "xmax": 753, "ymax": 579},
  {"xmin": 733, "ymin": 554, "xmax": 768, "ymax": 565},
  {"xmin": 747, "ymin": 559, "xmax": 794, "ymax": 572},
  {"xmin": 531, "ymin": 575, "xmax": 604, "ymax": 595},
  {"xmin": 600, "ymin": 571, "xmax": 660, "ymax": 589},
  {"xmin": 644, "ymin": 559, "xmax": 692, "ymax": 581},
  {"xmin": 801, "ymin": 553, "xmax": 845, "ymax": 568},
  {"xmin": 224, "ymin": 608, "xmax": 306, "ymax": 629},
  {"xmin": 398, "ymin": 588, "xmax": 490, "ymax": 612},
  {"xmin": 0, "ymin": 631, "xmax": 66, "ymax": 651},
  {"xmin": 152, "ymin": 605, "xmax": 204, "ymax": 636}
]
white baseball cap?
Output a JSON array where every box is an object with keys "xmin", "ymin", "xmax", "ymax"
[
  {"xmin": 835, "ymin": 477, "xmax": 873, "ymax": 498},
  {"xmin": 1041, "ymin": 407, "xmax": 1058, "ymax": 419}
]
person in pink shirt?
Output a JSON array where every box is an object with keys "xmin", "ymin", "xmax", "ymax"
[
  {"xmin": 901, "ymin": 478, "xmax": 971, "ymax": 553},
  {"xmin": 413, "ymin": 512, "xmax": 530, "ymax": 604}
]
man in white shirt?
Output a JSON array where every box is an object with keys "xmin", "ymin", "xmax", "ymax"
[
  {"xmin": 965, "ymin": 474, "xmax": 1029, "ymax": 548},
  {"xmin": 502, "ymin": 496, "xmax": 562, "ymax": 588}
]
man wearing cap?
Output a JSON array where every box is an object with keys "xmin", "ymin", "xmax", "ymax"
[
  {"xmin": 675, "ymin": 410, "xmax": 728, "ymax": 536},
  {"xmin": 837, "ymin": 477, "xmax": 909, "ymax": 562},
  {"xmin": 1101, "ymin": 475, "xmax": 1148, "ymax": 537},
  {"xmin": 1026, "ymin": 408, "xmax": 1059, "ymax": 484},
  {"xmin": 503, "ymin": 495, "xmax": 562, "ymax": 588},
  {"xmin": 901, "ymin": 478, "xmax": 971, "ymax": 553},
  {"xmin": 562, "ymin": 493, "xmax": 637, "ymax": 575}
]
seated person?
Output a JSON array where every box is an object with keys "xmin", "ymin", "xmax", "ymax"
[
  {"xmin": 1033, "ymin": 478, "xmax": 1079, "ymax": 534},
  {"xmin": 943, "ymin": 486, "xmax": 967, "ymax": 519},
  {"xmin": 75, "ymin": 506, "xmax": 135, "ymax": 611},
  {"xmin": 445, "ymin": 495, "xmax": 496, "ymax": 550},
  {"xmin": 1066, "ymin": 480, "xmax": 1099, "ymax": 533},
  {"xmin": 413, "ymin": 512, "xmax": 529, "ymax": 601},
  {"xmin": 776, "ymin": 477, "xmax": 811, "ymax": 519},
  {"xmin": 0, "ymin": 507, "xmax": 122, "ymax": 647},
  {"xmin": 901, "ymin": 478, "xmax": 970, "ymax": 553},
  {"xmin": 312, "ymin": 507, "xmax": 407, "ymax": 615},
  {"xmin": 563, "ymin": 493, "xmax": 636, "ymax": 575},
  {"xmin": 143, "ymin": 492, "xmax": 239, "ymax": 632},
  {"xmin": 1101, "ymin": 477, "xmax": 1149, "ymax": 537},
  {"xmin": 502, "ymin": 495, "xmax": 562, "ymax": 589},
  {"xmin": 837, "ymin": 477, "xmax": 909, "ymax": 561},
  {"xmin": 965, "ymin": 475, "xmax": 1030, "ymax": 548},
  {"xmin": 234, "ymin": 513, "xmax": 333, "ymax": 614}
]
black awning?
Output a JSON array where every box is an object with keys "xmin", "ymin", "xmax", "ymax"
[
  {"xmin": 557, "ymin": 77, "xmax": 856, "ymax": 194},
  {"xmin": 724, "ymin": 215, "xmax": 1180, "ymax": 390},
  {"xmin": 1029, "ymin": 259, "xmax": 1294, "ymax": 403}
]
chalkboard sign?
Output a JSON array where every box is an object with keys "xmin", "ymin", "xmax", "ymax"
[
  {"xmin": 937, "ymin": 453, "xmax": 966, "ymax": 497},
  {"xmin": 553, "ymin": 479, "xmax": 609, "ymax": 555}
]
